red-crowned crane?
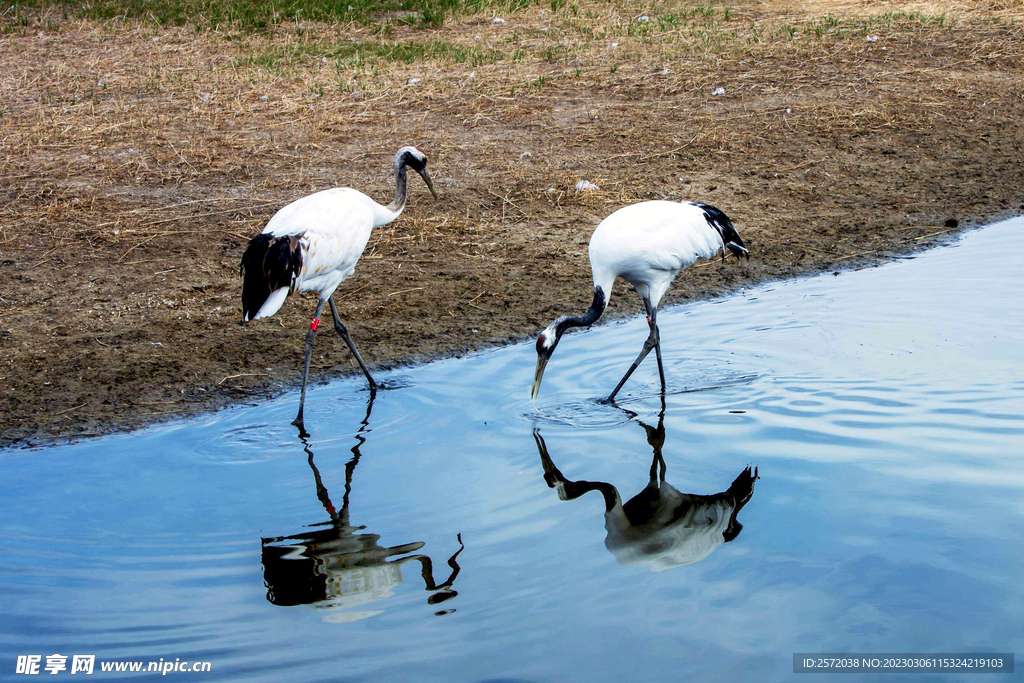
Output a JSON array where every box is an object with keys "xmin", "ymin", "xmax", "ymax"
[
  {"xmin": 531, "ymin": 200, "xmax": 748, "ymax": 403},
  {"xmin": 240, "ymin": 146, "xmax": 437, "ymax": 430}
]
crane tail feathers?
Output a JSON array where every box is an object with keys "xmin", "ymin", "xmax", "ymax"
[
  {"xmin": 695, "ymin": 202, "xmax": 747, "ymax": 260},
  {"xmin": 240, "ymin": 233, "xmax": 302, "ymax": 322},
  {"xmin": 722, "ymin": 465, "xmax": 758, "ymax": 543},
  {"xmin": 728, "ymin": 465, "xmax": 759, "ymax": 507}
]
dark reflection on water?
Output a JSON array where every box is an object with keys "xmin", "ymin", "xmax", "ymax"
[
  {"xmin": 2, "ymin": 218, "xmax": 1024, "ymax": 682},
  {"xmin": 261, "ymin": 398, "xmax": 464, "ymax": 620},
  {"xmin": 534, "ymin": 400, "xmax": 758, "ymax": 571}
]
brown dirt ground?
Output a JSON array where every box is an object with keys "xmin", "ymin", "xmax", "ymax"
[{"xmin": 2, "ymin": 0, "xmax": 1023, "ymax": 448}]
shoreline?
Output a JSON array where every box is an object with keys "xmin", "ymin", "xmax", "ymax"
[{"xmin": 4, "ymin": 210, "xmax": 1018, "ymax": 452}]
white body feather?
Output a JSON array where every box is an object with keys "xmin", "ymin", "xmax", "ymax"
[
  {"xmin": 588, "ymin": 200, "xmax": 726, "ymax": 307},
  {"xmin": 604, "ymin": 489, "xmax": 736, "ymax": 572},
  {"xmin": 252, "ymin": 188, "xmax": 401, "ymax": 320}
]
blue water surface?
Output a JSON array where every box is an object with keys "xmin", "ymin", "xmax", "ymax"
[{"xmin": 2, "ymin": 218, "xmax": 1022, "ymax": 681}]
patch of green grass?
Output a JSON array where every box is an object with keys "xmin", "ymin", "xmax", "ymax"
[
  {"xmin": 771, "ymin": 23, "xmax": 796, "ymax": 40},
  {"xmin": 527, "ymin": 74, "xmax": 547, "ymax": 91},
  {"xmin": 11, "ymin": 0, "xmax": 534, "ymax": 31},
  {"xmin": 657, "ymin": 13, "xmax": 681, "ymax": 31},
  {"xmin": 800, "ymin": 10, "xmax": 952, "ymax": 41}
]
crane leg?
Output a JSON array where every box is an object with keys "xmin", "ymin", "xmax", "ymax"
[
  {"xmin": 643, "ymin": 298, "xmax": 667, "ymax": 392},
  {"xmin": 328, "ymin": 296, "xmax": 378, "ymax": 392},
  {"xmin": 603, "ymin": 297, "xmax": 662, "ymax": 403},
  {"xmin": 603, "ymin": 329, "xmax": 658, "ymax": 403},
  {"xmin": 293, "ymin": 298, "xmax": 327, "ymax": 432}
]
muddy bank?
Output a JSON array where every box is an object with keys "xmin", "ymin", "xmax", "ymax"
[{"xmin": 2, "ymin": 3, "xmax": 1023, "ymax": 448}]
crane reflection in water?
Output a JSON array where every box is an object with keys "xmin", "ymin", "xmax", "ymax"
[
  {"xmin": 261, "ymin": 396, "xmax": 464, "ymax": 622},
  {"xmin": 534, "ymin": 401, "xmax": 758, "ymax": 572}
]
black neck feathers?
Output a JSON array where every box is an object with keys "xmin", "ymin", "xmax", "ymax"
[
  {"xmin": 556, "ymin": 286, "xmax": 606, "ymax": 338},
  {"xmin": 387, "ymin": 162, "xmax": 408, "ymax": 214}
]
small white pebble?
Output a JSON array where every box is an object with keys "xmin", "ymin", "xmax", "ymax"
[
  {"xmin": 575, "ymin": 180, "xmax": 599, "ymax": 191},
  {"xmin": 474, "ymin": 35, "xmax": 481, "ymax": 40},
  {"xmin": 712, "ymin": 87, "xmax": 726, "ymax": 96},
  {"xmin": 547, "ymin": 187, "xmax": 556, "ymax": 193},
  {"xmin": 881, "ymin": 46, "xmax": 887, "ymax": 50},
  {"xmin": 259, "ymin": 94, "xmax": 269, "ymax": 101},
  {"xmin": 519, "ymin": 151, "xmax": 532, "ymax": 159},
  {"xmin": 660, "ymin": 68, "xmax": 669, "ymax": 75},
  {"xmin": 786, "ymin": 107, "xmax": 792, "ymax": 114},
  {"xmin": 491, "ymin": 17, "xmax": 505, "ymax": 23},
  {"xmin": 468, "ymin": 71, "xmax": 476, "ymax": 79},
  {"xmin": 637, "ymin": 14, "xmax": 649, "ymax": 21},
  {"xmin": 866, "ymin": 35, "xmax": 879, "ymax": 42},
  {"xmin": 97, "ymin": 81, "xmax": 105, "ymax": 88},
  {"xmin": 611, "ymin": 42, "xmax": 619, "ymax": 48},
  {"xmin": 407, "ymin": 77, "xmax": 421, "ymax": 84},
  {"xmin": 321, "ymin": 57, "xmax": 328, "ymax": 64}
]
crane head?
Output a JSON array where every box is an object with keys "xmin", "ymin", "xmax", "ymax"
[
  {"xmin": 531, "ymin": 324, "xmax": 560, "ymax": 399},
  {"xmin": 396, "ymin": 146, "xmax": 439, "ymax": 199},
  {"xmin": 530, "ymin": 287, "xmax": 606, "ymax": 399}
]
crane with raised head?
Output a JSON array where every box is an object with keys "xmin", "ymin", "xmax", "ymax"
[{"xmin": 240, "ymin": 146, "xmax": 438, "ymax": 430}]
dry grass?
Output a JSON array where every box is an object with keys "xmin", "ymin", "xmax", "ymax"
[
  {"xmin": 2, "ymin": 1, "xmax": 1017, "ymax": 245},
  {"xmin": 3, "ymin": 1, "xmax": 1020, "ymax": 227}
]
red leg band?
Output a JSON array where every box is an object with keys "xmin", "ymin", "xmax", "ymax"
[{"xmin": 310, "ymin": 317, "xmax": 321, "ymax": 331}]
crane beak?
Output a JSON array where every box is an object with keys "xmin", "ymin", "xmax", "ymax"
[
  {"xmin": 531, "ymin": 355, "xmax": 549, "ymax": 400},
  {"xmin": 419, "ymin": 169, "xmax": 439, "ymax": 199}
]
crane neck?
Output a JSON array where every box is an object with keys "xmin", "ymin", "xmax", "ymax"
[
  {"xmin": 383, "ymin": 160, "xmax": 409, "ymax": 220},
  {"xmin": 554, "ymin": 286, "xmax": 606, "ymax": 339}
]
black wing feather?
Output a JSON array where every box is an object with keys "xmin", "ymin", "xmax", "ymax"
[
  {"xmin": 695, "ymin": 202, "xmax": 747, "ymax": 259},
  {"xmin": 240, "ymin": 234, "xmax": 302, "ymax": 321}
]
